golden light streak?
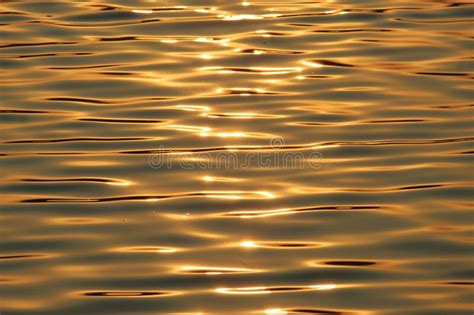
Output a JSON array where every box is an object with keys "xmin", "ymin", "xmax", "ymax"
[
  {"xmin": 201, "ymin": 176, "xmax": 241, "ymax": 182},
  {"xmin": 215, "ymin": 286, "xmax": 271, "ymax": 295},
  {"xmin": 241, "ymin": 241, "xmax": 257, "ymax": 247},
  {"xmin": 215, "ymin": 283, "xmax": 338, "ymax": 295},
  {"xmin": 179, "ymin": 266, "xmax": 256, "ymax": 275},
  {"xmin": 264, "ymin": 309, "xmax": 287, "ymax": 315},
  {"xmin": 132, "ymin": 9, "xmax": 153, "ymax": 14},
  {"xmin": 175, "ymin": 105, "xmax": 210, "ymax": 112},
  {"xmin": 199, "ymin": 54, "xmax": 214, "ymax": 60},
  {"xmin": 105, "ymin": 180, "xmax": 132, "ymax": 186},
  {"xmin": 310, "ymin": 284, "xmax": 337, "ymax": 290},
  {"xmin": 219, "ymin": 14, "xmax": 264, "ymax": 21},
  {"xmin": 301, "ymin": 60, "xmax": 323, "ymax": 68}
]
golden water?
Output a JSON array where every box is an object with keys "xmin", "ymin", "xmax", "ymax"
[{"xmin": 1, "ymin": 1, "xmax": 473, "ymax": 314}]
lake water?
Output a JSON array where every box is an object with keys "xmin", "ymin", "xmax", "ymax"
[{"xmin": 1, "ymin": 1, "xmax": 473, "ymax": 314}]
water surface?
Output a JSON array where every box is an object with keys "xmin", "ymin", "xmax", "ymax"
[{"xmin": 1, "ymin": 0, "xmax": 473, "ymax": 314}]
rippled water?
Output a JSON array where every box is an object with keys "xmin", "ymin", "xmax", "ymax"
[{"xmin": 1, "ymin": 0, "xmax": 473, "ymax": 314}]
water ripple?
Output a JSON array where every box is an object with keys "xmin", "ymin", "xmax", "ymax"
[{"xmin": 1, "ymin": 0, "xmax": 472, "ymax": 314}]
